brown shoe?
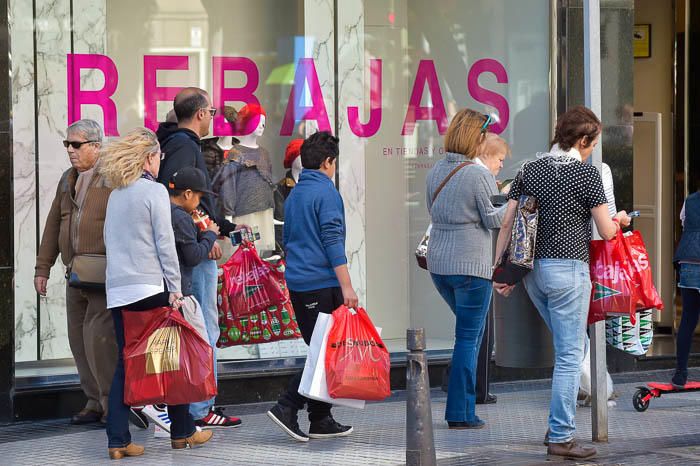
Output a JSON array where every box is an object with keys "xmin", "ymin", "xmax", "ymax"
[
  {"xmin": 108, "ymin": 443, "xmax": 145, "ymax": 460},
  {"xmin": 71, "ymin": 408, "xmax": 102, "ymax": 425},
  {"xmin": 171, "ymin": 429, "xmax": 214, "ymax": 449},
  {"xmin": 547, "ymin": 440, "xmax": 596, "ymax": 459}
]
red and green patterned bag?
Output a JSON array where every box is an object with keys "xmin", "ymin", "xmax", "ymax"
[{"xmin": 216, "ymin": 257, "xmax": 302, "ymax": 347}]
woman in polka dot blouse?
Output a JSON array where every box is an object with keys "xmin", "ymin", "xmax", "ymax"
[{"xmin": 493, "ymin": 106, "xmax": 631, "ymax": 460}]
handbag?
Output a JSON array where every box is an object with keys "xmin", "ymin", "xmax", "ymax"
[
  {"xmin": 67, "ymin": 254, "xmax": 106, "ymax": 289},
  {"xmin": 415, "ymin": 161, "xmax": 473, "ymax": 269},
  {"xmin": 492, "ymin": 193, "xmax": 538, "ymax": 285}
]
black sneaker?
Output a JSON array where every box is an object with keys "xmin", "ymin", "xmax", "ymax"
[
  {"xmin": 266, "ymin": 404, "xmax": 309, "ymax": 442},
  {"xmin": 128, "ymin": 407, "xmax": 149, "ymax": 430},
  {"xmin": 672, "ymin": 368, "xmax": 688, "ymax": 389},
  {"xmin": 308, "ymin": 416, "xmax": 353, "ymax": 439}
]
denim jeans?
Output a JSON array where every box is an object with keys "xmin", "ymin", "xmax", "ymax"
[
  {"xmin": 431, "ymin": 274, "xmax": 492, "ymax": 423},
  {"xmin": 106, "ymin": 292, "xmax": 195, "ymax": 448},
  {"xmin": 523, "ymin": 259, "xmax": 591, "ymax": 444},
  {"xmin": 677, "ymin": 263, "xmax": 700, "ymax": 372},
  {"xmin": 189, "ymin": 259, "xmax": 218, "ymax": 420}
]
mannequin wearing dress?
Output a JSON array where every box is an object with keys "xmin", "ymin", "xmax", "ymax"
[{"xmin": 212, "ymin": 105, "xmax": 276, "ymax": 255}]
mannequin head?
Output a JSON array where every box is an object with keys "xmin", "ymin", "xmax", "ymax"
[
  {"xmin": 285, "ymin": 139, "xmax": 305, "ymax": 182},
  {"xmin": 236, "ymin": 104, "xmax": 266, "ymax": 136}
]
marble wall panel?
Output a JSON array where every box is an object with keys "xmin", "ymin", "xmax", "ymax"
[
  {"xmin": 72, "ymin": 0, "xmax": 107, "ymax": 123},
  {"xmin": 303, "ymin": 0, "xmax": 335, "ymax": 135},
  {"xmin": 10, "ymin": 0, "xmax": 39, "ymax": 362},
  {"xmin": 35, "ymin": 0, "xmax": 72, "ymax": 360},
  {"xmin": 336, "ymin": 1, "xmax": 367, "ymax": 305}
]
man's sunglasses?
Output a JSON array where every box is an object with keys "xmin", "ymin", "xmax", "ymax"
[
  {"xmin": 63, "ymin": 140, "xmax": 97, "ymax": 149},
  {"xmin": 202, "ymin": 107, "xmax": 217, "ymax": 116}
]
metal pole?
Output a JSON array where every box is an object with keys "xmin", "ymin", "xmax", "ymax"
[
  {"xmin": 584, "ymin": 0, "xmax": 608, "ymax": 443},
  {"xmin": 406, "ymin": 328, "xmax": 436, "ymax": 466}
]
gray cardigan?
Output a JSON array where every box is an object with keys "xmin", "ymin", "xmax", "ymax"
[
  {"xmin": 425, "ymin": 152, "xmax": 505, "ymax": 279},
  {"xmin": 104, "ymin": 178, "xmax": 181, "ymax": 293}
]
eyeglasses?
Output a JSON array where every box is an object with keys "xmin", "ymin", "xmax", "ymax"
[
  {"xmin": 63, "ymin": 140, "xmax": 97, "ymax": 149},
  {"xmin": 202, "ymin": 107, "xmax": 216, "ymax": 116},
  {"xmin": 150, "ymin": 151, "xmax": 165, "ymax": 161}
]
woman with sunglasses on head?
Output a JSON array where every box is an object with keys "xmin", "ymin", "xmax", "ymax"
[
  {"xmin": 425, "ymin": 109, "xmax": 508, "ymax": 430},
  {"xmin": 100, "ymin": 127, "xmax": 213, "ymax": 460},
  {"xmin": 493, "ymin": 106, "xmax": 631, "ymax": 460}
]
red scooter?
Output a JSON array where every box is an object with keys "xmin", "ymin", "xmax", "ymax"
[{"xmin": 633, "ymin": 381, "xmax": 700, "ymax": 411}]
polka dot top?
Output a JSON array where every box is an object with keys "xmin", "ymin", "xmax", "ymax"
[{"xmin": 506, "ymin": 156, "xmax": 608, "ymax": 263}]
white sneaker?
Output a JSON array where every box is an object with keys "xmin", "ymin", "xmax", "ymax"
[{"xmin": 141, "ymin": 404, "xmax": 171, "ymax": 433}]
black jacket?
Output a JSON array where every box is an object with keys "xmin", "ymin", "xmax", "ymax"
[
  {"xmin": 170, "ymin": 203, "xmax": 217, "ymax": 295},
  {"xmin": 157, "ymin": 124, "xmax": 236, "ymax": 236}
]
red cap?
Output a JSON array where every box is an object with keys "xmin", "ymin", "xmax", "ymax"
[
  {"xmin": 284, "ymin": 139, "xmax": 304, "ymax": 169},
  {"xmin": 235, "ymin": 103, "xmax": 267, "ymax": 134}
]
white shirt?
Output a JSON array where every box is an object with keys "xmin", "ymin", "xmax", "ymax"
[{"xmin": 107, "ymin": 282, "xmax": 165, "ymax": 309}]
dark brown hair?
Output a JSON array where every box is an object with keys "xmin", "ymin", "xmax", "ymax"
[{"xmin": 551, "ymin": 106, "xmax": 602, "ymax": 151}]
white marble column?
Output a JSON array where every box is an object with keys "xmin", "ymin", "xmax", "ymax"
[
  {"xmin": 73, "ymin": 0, "xmax": 107, "ymax": 123},
  {"xmin": 35, "ymin": 0, "xmax": 72, "ymax": 359},
  {"xmin": 336, "ymin": 1, "xmax": 367, "ymax": 304},
  {"xmin": 303, "ymin": 0, "xmax": 335, "ymax": 135},
  {"xmin": 10, "ymin": 0, "xmax": 39, "ymax": 362}
]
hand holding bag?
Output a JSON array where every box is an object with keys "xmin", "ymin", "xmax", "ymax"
[
  {"xmin": 67, "ymin": 254, "xmax": 106, "ymax": 290},
  {"xmin": 415, "ymin": 161, "xmax": 473, "ymax": 269}
]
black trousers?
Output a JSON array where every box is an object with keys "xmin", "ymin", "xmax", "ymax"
[
  {"xmin": 278, "ymin": 287, "xmax": 344, "ymax": 422},
  {"xmin": 443, "ymin": 305, "xmax": 493, "ymax": 401}
]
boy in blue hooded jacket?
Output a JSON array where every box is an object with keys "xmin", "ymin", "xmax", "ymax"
[{"xmin": 267, "ymin": 131, "xmax": 358, "ymax": 442}]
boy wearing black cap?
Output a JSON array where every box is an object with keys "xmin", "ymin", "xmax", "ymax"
[{"xmin": 168, "ymin": 167, "xmax": 221, "ymax": 297}]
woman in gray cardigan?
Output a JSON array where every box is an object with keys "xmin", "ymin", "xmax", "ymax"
[
  {"xmin": 100, "ymin": 128, "xmax": 212, "ymax": 459},
  {"xmin": 426, "ymin": 111, "xmax": 507, "ymax": 429}
]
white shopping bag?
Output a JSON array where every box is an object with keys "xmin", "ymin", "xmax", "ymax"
[{"xmin": 298, "ymin": 313, "xmax": 378, "ymax": 409}]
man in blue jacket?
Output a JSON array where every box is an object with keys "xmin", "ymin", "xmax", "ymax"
[{"xmin": 267, "ymin": 131, "xmax": 358, "ymax": 442}]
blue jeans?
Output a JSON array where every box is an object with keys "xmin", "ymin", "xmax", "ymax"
[
  {"xmin": 523, "ymin": 259, "xmax": 591, "ymax": 444},
  {"xmin": 189, "ymin": 259, "xmax": 218, "ymax": 419},
  {"xmin": 431, "ymin": 274, "xmax": 492, "ymax": 423},
  {"xmin": 107, "ymin": 292, "xmax": 195, "ymax": 448}
]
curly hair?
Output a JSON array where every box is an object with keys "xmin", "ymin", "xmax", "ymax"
[
  {"xmin": 444, "ymin": 108, "xmax": 489, "ymax": 159},
  {"xmin": 99, "ymin": 127, "xmax": 159, "ymax": 188}
]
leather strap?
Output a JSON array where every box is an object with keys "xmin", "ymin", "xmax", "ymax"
[{"xmin": 432, "ymin": 161, "xmax": 473, "ymax": 203}]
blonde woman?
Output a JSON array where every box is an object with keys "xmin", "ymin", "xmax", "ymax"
[
  {"xmin": 101, "ymin": 128, "xmax": 212, "ymax": 459},
  {"xmin": 426, "ymin": 109, "xmax": 505, "ymax": 429}
]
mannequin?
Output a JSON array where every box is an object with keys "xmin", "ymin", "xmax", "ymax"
[
  {"xmin": 273, "ymin": 139, "xmax": 304, "ymax": 248},
  {"xmin": 211, "ymin": 104, "xmax": 276, "ymax": 255},
  {"xmin": 201, "ymin": 105, "xmax": 239, "ymax": 180}
]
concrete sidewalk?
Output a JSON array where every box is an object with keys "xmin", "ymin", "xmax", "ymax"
[{"xmin": 1, "ymin": 368, "xmax": 699, "ymax": 465}]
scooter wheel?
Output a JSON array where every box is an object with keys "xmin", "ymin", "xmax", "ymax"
[{"xmin": 633, "ymin": 388, "xmax": 650, "ymax": 412}]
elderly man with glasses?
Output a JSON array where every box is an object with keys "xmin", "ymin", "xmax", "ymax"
[{"xmin": 34, "ymin": 119, "xmax": 117, "ymax": 425}]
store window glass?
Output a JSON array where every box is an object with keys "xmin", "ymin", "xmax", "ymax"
[
  {"xmin": 353, "ymin": 0, "xmax": 551, "ymax": 349},
  {"xmin": 13, "ymin": 0, "xmax": 318, "ymax": 363}
]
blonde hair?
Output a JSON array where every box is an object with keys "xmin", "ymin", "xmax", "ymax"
[
  {"xmin": 479, "ymin": 133, "xmax": 511, "ymax": 157},
  {"xmin": 444, "ymin": 108, "xmax": 488, "ymax": 159},
  {"xmin": 99, "ymin": 127, "xmax": 160, "ymax": 188}
]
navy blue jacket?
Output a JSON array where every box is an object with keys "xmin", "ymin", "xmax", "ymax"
[
  {"xmin": 170, "ymin": 203, "xmax": 217, "ymax": 295},
  {"xmin": 157, "ymin": 124, "xmax": 235, "ymax": 236},
  {"xmin": 674, "ymin": 191, "xmax": 700, "ymax": 263},
  {"xmin": 283, "ymin": 170, "xmax": 347, "ymax": 291}
]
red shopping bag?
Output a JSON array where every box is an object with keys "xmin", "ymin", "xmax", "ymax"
[
  {"xmin": 221, "ymin": 241, "xmax": 287, "ymax": 317},
  {"xmin": 621, "ymin": 230, "xmax": 664, "ymax": 312},
  {"xmin": 123, "ymin": 306, "xmax": 217, "ymax": 406},
  {"xmin": 325, "ymin": 306, "xmax": 391, "ymax": 401},
  {"xmin": 216, "ymin": 255, "xmax": 302, "ymax": 347},
  {"xmin": 589, "ymin": 230, "xmax": 663, "ymax": 325}
]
